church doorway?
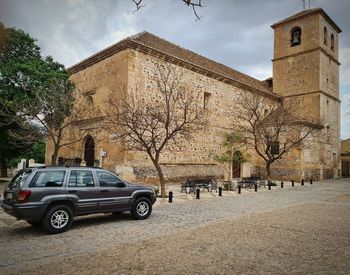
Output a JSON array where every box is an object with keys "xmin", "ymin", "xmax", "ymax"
[
  {"xmin": 232, "ymin": 163, "xmax": 241, "ymax": 178},
  {"xmin": 232, "ymin": 150, "xmax": 242, "ymax": 178},
  {"xmin": 84, "ymin": 135, "xmax": 95, "ymax": 167}
]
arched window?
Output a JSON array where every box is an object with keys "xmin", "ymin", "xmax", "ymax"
[
  {"xmin": 290, "ymin": 27, "xmax": 302, "ymax": 47},
  {"xmin": 324, "ymin": 27, "xmax": 328, "ymax": 45},
  {"xmin": 331, "ymin": 34, "xmax": 335, "ymax": 51},
  {"xmin": 86, "ymin": 95, "xmax": 94, "ymax": 108}
]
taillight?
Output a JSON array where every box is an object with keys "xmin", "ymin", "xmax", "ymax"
[{"xmin": 17, "ymin": 190, "xmax": 31, "ymax": 202}]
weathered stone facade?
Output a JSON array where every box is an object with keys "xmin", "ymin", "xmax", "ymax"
[{"xmin": 45, "ymin": 8, "xmax": 342, "ymax": 183}]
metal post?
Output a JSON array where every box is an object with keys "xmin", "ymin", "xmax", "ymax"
[
  {"xmin": 168, "ymin": 191, "xmax": 173, "ymax": 203},
  {"xmin": 281, "ymin": 181, "xmax": 284, "ymax": 188},
  {"xmin": 292, "ymin": 180, "xmax": 294, "ymax": 187},
  {"xmin": 254, "ymin": 184, "xmax": 258, "ymax": 192},
  {"xmin": 310, "ymin": 179, "xmax": 313, "ymax": 185},
  {"xmin": 196, "ymin": 188, "xmax": 200, "ymax": 199},
  {"xmin": 238, "ymin": 185, "xmax": 241, "ymax": 194},
  {"xmin": 218, "ymin": 187, "xmax": 222, "ymax": 196},
  {"xmin": 301, "ymin": 179, "xmax": 304, "ymax": 186}
]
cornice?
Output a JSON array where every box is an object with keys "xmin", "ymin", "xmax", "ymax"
[{"xmin": 272, "ymin": 47, "xmax": 340, "ymax": 65}]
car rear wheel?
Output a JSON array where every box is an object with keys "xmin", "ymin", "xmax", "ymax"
[
  {"xmin": 131, "ymin": 197, "xmax": 152, "ymax": 220},
  {"xmin": 42, "ymin": 205, "xmax": 73, "ymax": 234}
]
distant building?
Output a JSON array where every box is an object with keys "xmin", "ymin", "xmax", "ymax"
[{"xmin": 46, "ymin": 8, "xmax": 342, "ymax": 182}]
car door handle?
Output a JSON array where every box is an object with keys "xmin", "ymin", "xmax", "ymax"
[
  {"xmin": 101, "ymin": 190, "xmax": 109, "ymax": 193},
  {"xmin": 68, "ymin": 190, "xmax": 77, "ymax": 193}
]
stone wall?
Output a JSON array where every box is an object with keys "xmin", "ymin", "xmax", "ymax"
[{"xmin": 128, "ymin": 164, "xmax": 224, "ymax": 184}]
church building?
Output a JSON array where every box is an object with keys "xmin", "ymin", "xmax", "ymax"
[{"xmin": 45, "ymin": 8, "xmax": 342, "ymax": 183}]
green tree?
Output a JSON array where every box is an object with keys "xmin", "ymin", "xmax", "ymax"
[
  {"xmin": 0, "ymin": 22, "xmax": 73, "ymax": 174},
  {"xmin": 213, "ymin": 131, "xmax": 247, "ymax": 181}
]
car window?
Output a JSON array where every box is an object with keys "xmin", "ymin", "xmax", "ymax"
[
  {"xmin": 8, "ymin": 169, "xmax": 32, "ymax": 188},
  {"xmin": 69, "ymin": 170, "xmax": 95, "ymax": 187},
  {"xmin": 30, "ymin": 171, "xmax": 65, "ymax": 188},
  {"xmin": 96, "ymin": 171, "xmax": 125, "ymax": 188}
]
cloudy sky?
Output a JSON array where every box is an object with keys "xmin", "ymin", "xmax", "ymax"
[{"xmin": 1, "ymin": 0, "xmax": 349, "ymax": 138}]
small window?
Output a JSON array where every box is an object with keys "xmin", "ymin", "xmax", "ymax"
[
  {"xmin": 86, "ymin": 95, "xmax": 94, "ymax": 108},
  {"xmin": 327, "ymin": 125, "xmax": 331, "ymax": 143},
  {"xmin": 290, "ymin": 27, "xmax": 302, "ymax": 47},
  {"xmin": 203, "ymin": 92, "xmax": 211, "ymax": 109},
  {"xmin": 96, "ymin": 171, "xmax": 125, "ymax": 188},
  {"xmin": 30, "ymin": 171, "xmax": 65, "ymax": 188},
  {"xmin": 270, "ymin": 141, "xmax": 280, "ymax": 155},
  {"xmin": 331, "ymin": 34, "xmax": 335, "ymax": 51},
  {"xmin": 324, "ymin": 27, "xmax": 328, "ymax": 45},
  {"xmin": 69, "ymin": 170, "xmax": 95, "ymax": 187}
]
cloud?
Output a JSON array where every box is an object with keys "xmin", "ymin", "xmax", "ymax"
[
  {"xmin": 340, "ymin": 48, "xmax": 350, "ymax": 85},
  {"xmin": 1, "ymin": 0, "xmax": 350, "ymax": 137}
]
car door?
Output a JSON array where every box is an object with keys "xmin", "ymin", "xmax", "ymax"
[
  {"xmin": 66, "ymin": 169, "xmax": 99, "ymax": 214},
  {"xmin": 96, "ymin": 171, "xmax": 131, "ymax": 211}
]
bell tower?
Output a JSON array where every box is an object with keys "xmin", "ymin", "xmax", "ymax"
[{"xmin": 271, "ymin": 8, "xmax": 342, "ymax": 179}]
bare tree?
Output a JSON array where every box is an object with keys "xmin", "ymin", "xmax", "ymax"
[
  {"xmin": 231, "ymin": 91, "xmax": 321, "ymax": 181},
  {"xmin": 1, "ymin": 79, "xmax": 101, "ymax": 165},
  {"xmin": 131, "ymin": 0, "xmax": 204, "ymax": 20},
  {"xmin": 106, "ymin": 64, "xmax": 206, "ymax": 197}
]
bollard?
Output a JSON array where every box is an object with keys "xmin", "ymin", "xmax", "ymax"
[
  {"xmin": 238, "ymin": 185, "xmax": 241, "ymax": 194},
  {"xmin": 310, "ymin": 179, "xmax": 313, "ymax": 185},
  {"xmin": 196, "ymin": 188, "xmax": 200, "ymax": 199},
  {"xmin": 218, "ymin": 187, "xmax": 222, "ymax": 197},
  {"xmin": 168, "ymin": 191, "xmax": 173, "ymax": 203},
  {"xmin": 292, "ymin": 180, "xmax": 294, "ymax": 187},
  {"xmin": 254, "ymin": 184, "xmax": 258, "ymax": 192},
  {"xmin": 268, "ymin": 182, "xmax": 271, "ymax": 190},
  {"xmin": 281, "ymin": 181, "xmax": 284, "ymax": 188},
  {"xmin": 301, "ymin": 179, "xmax": 304, "ymax": 186}
]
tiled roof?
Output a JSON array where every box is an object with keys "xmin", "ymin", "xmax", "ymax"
[
  {"xmin": 69, "ymin": 31, "xmax": 277, "ymax": 97},
  {"xmin": 271, "ymin": 8, "xmax": 342, "ymax": 33}
]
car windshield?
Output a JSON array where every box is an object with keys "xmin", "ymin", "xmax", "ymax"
[{"xmin": 8, "ymin": 169, "xmax": 32, "ymax": 188}]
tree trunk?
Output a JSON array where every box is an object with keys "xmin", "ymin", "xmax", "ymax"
[
  {"xmin": 266, "ymin": 162, "xmax": 271, "ymax": 182},
  {"xmin": 51, "ymin": 147, "xmax": 59, "ymax": 166},
  {"xmin": 0, "ymin": 155, "xmax": 8, "ymax": 178},
  {"xmin": 154, "ymin": 161, "xmax": 166, "ymax": 198}
]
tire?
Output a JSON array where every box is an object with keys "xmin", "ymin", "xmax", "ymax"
[
  {"xmin": 27, "ymin": 221, "xmax": 41, "ymax": 227},
  {"xmin": 131, "ymin": 197, "xmax": 152, "ymax": 220},
  {"xmin": 42, "ymin": 205, "xmax": 73, "ymax": 234}
]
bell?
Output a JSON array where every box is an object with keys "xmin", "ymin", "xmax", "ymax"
[{"xmin": 292, "ymin": 31, "xmax": 300, "ymax": 45}]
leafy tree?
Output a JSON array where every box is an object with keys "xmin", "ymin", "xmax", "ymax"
[
  {"xmin": 0, "ymin": 22, "xmax": 86, "ymax": 172},
  {"xmin": 213, "ymin": 131, "xmax": 247, "ymax": 181},
  {"xmin": 0, "ymin": 22, "xmax": 44, "ymax": 176},
  {"xmin": 8, "ymin": 141, "xmax": 46, "ymax": 168}
]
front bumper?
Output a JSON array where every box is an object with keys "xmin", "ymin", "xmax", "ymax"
[{"xmin": 1, "ymin": 201, "xmax": 47, "ymax": 222}]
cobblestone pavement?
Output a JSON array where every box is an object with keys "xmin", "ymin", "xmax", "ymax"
[{"xmin": 0, "ymin": 178, "xmax": 349, "ymax": 274}]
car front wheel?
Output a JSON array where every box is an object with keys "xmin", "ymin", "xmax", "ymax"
[
  {"xmin": 131, "ymin": 198, "xmax": 152, "ymax": 220},
  {"xmin": 42, "ymin": 205, "xmax": 73, "ymax": 234}
]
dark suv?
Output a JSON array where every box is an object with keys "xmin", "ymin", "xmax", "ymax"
[{"xmin": 1, "ymin": 167, "xmax": 157, "ymax": 234}]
